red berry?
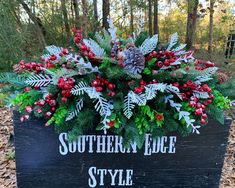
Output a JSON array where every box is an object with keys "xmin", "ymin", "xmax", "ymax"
[
  {"xmin": 108, "ymin": 92, "xmax": 116, "ymax": 97},
  {"xmin": 20, "ymin": 116, "xmax": 25, "ymax": 122},
  {"xmin": 173, "ymin": 82, "xmax": 179, "ymax": 88},
  {"xmin": 164, "ymin": 60, "xmax": 170, "ymax": 66},
  {"xmin": 96, "ymin": 87, "xmax": 103, "ymax": 92},
  {"xmin": 200, "ymin": 119, "xmax": 206, "ymax": 124},
  {"xmin": 88, "ymin": 52, "xmax": 95, "ymax": 59},
  {"xmin": 202, "ymin": 114, "xmax": 208, "ymax": 119},
  {"xmin": 207, "ymin": 99, "xmax": 212, "ymax": 104},
  {"xmin": 134, "ymin": 87, "xmax": 142, "ymax": 94},
  {"xmin": 25, "ymin": 106, "xmax": 32, "ymax": 113},
  {"xmin": 196, "ymin": 103, "xmax": 202, "ymax": 109},
  {"xmin": 19, "ymin": 60, "xmax": 25, "ymax": 65},
  {"xmin": 107, "ymin": 120, "xmax": 115, "ymax": 127},
  {"xmin": 37, "ymin": 108, "xmax": 42, "ymax": 113},
  {"xmin": 62, "ymin": 48, "xmax": 68, "ymax": 55},
  {"xmin": 189, "ymin": 101, "xmax": 195, "ymax": 108},
  {"xmin": 51, "ymin": 107, "xmax": 56, "ymax": 111},
  {"xmin": 24, "ymin": 87, "xmax": 31, "ymax": 92},
  {"xmin": 107, "ymin": 83, "xmax": 115, "ymax": 90},
  {"xmin": 49, "ymin": 100, "xmax": 56, "ymax": 107},
  {"xmin": 61, "ymin": 97, "xmax": 67, "ymax": 103},
  {"xmin": 152, "ymin": 51, "xmax": 157, "ymax": 57},
  {"xmin": 195, "ymin": 108, "xmax": 203, "ymax": 116},
  {"xmin": 156, "ymin": 61, "xmax": 163, "ymax": 68},
  {"xmin": 24, "ymin": 115, "xmax": 29, "ymax": 120}
]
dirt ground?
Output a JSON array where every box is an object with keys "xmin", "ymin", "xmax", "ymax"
[{"xmin": 0, "ymin": 108, "xmax": 234, "ymax": 188}]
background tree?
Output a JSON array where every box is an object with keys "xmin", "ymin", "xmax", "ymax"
[
  {"xmin": 72, "ymin": 0, "xmax": 80, "ymax": 27},
  {"xmin": 154, "ymin": 0, "xmax": 159, "ymax": 35},
  {"xmin": 81, "ymin": 0, "xmax": 88, "ymax": 35},
  {"xmin": 61, "ymin": 0, "xmax": 70, "ymax": 36},
  {"xmin": 102, "ymin": 0, "xmax": 110, "ymax": 30},
  {"xmin": 148, "ymin": 0, "xmax": 152, "ymax": 36},
  {"xmin": 93, "ymin": 0, "xmax": 98, "ymax": 32},
  {"xmin": 186, "ymin": 0, "xmax": 199, "ymax": 49}
]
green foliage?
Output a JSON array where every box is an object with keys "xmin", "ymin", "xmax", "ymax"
[
  {"xmin": 134, "ymin": 32, "xmax": 149, "ymax": 47},
  {"xmin": 122, "ymin": 121, "xmax": 145, "ymax": 149},
  {"xmin": 134, "ymin": 105, "xmax": 158, "ymax": 135},
  {"xmin": 212, "ymin": 90, "xmax": 230, "ymax": 109},
  {"xmin": 67, "ymin": 108, "xmax": 95, "ymax": 141},
  {"xmin": 11, "ymin": 90, "xmax": 42, "ymax": 112},
  {"xmin": 206, "ymin": 104, "xmax": 225, "ymax": 125},
  {"xmin": 217, "ymin": 76, "xmax": 235, "ymax": 100},
  {"xmin": 0, "ymin": 73, "xmax": 27, "ymax": 87},
  {"xmin": 46, "ymin": 105, "xmax": 68, "ymax": 126}
]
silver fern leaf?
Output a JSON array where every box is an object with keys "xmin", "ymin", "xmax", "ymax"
[
  {"xmin": 42, "ymin": 45, "xmax": 63, "ymax": 61},
  {"xmin": 123, "ymin": 94, "xmax": 135, "ymax": 119},
  {"xmin": 83, "ymin": 39, "xmax": 105, "ymax": 57},
  {"xmin": 128, "ymin": 91, "xmax": 146, "ymax": 106},
  {"xmin": 193, "ymin": 91, "xmax": 210, "ymax": 99},
  {"xmin": 166, "ymin": 33, "xmax": 178, "ymax": 51},
  {"xmin": 25, "ymin": 74, "xmax": 52, "ymax": 87},
  {"xmin": 139, "ymin": 34, "xmax": 158, "ymax": 55},
  {"xmin": 66, "ymin": 99, "xmax": 84, "ymax": 121}
]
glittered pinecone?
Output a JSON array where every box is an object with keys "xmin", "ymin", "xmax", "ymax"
[{"xmin": 123, "ymin": 47, "xmax": 145, "ymax": 74}]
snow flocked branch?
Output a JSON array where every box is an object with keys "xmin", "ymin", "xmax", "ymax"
[
  {"xmin": 123, "ymin": 83, "xmax": 181, "ymax": 119},
  {"xmin": 165, "ymin": 95, "xmax": 200, "ymax": 134},
  {"xmin": 71, "ymin": 81, "xmax": 113, "ymax": 133}
]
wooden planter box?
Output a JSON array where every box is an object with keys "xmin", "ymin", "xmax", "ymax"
[{"xmin": 13, "ymin": 111, "xmax": 232, "ymax": 188}]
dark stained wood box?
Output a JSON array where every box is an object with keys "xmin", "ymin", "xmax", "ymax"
[{"xmin": 13, "ymin": 111, "xmax": 232, "ymax": 188}]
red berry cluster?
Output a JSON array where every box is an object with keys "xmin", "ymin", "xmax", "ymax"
[
  {"xmin": 19, "ymin": 60, "xmax": 44, "ymax": 73},
  {"xmin": 144, "ymin": 50, "xmax": 157, "ymax": 61},
  {"xmin": 72, "ymin": 28, "xmax": 83, "ymax": 45},
  {"xmin": 155, "ymin": 51, "xmax": 177, "ymax": 68},
  {"xmin": 58, "ymin": 48, "xmax": 68, "ymax": 57},
  {"xmin": 91, "ymin": 76, "xmax": 116, "ymax": 97},
  {"xmin": 133, "ymin": 79, "xmax": 157, "ymax": 94},
  {"xmin": 79, "ymin": 43, "xmax": 95, "ymax": 59},
  {"xmin": 180, "ymin": 80, "xmax": 199, "ymax": 99},
  {"xmin": 58, "ymin": 77, "xmax": 75, "ymax": 103},
  {"xmin": 188, "ymin": 96, "xmax": 212, "ymax": 124},
  {"xmin": 195, "ymin": 60, "xmax": 215, "ymax": 70}
]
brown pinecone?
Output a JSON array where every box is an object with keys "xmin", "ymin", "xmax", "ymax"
[
  {"xmin": 123, "ymin": 47, "xmax": 145, "ymax": 74},
  {"xmin": 217, "ymin": 72, "xmax": 229, "ymax": 84}
]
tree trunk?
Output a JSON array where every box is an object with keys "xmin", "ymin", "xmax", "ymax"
[
  {"xmin": 153, "ymin": 0, "xmax": 159, "ymax": 35},
  {"xmin": 72, "ymin": 0, "xmax": 80, "ymax": 27},
  {"xmin": 61, "ymin": 0, "xmax": 70, "ymax": 36},
  {"xmin": 185, "ymin": 0, "xmax": 199, "ymax": 49},
  {"xmin": 17, "ymin": 0, "xmax": 46, "ymax": 48},
  {"xmin": 148, "ymin": 0, "xmax": 152, "ymax": 36},
  {"xmin": 208, "ymin": 0, "xmax": 215, "ymax": 57},
  {"xmin": 130, "ymin": 1, "xmax": 134, "ymax": 34},
  {"xmin": 93, "ymin": 0, "xmax": 98, "ymax": 32},
  {"xmin": 102, "ymin": 0, "xmax": 110, "ymax": 30},
  {"xmin": 81, "ymin": 0, "xmax": 88, "ymax": 35}
]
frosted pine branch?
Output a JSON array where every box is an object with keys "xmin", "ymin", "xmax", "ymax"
[{"xmin": 25, "ymin": 74, "xmax": 52, "ymax": 87}]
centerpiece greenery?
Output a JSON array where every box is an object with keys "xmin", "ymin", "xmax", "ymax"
[{"xmin": 0, "ymin": 18, "xmax": 232, "ymax": 148}]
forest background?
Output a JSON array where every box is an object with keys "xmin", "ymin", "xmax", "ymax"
[{"xmin": 0, "ymin": 0, "xmax": 234, "ymax": 73}]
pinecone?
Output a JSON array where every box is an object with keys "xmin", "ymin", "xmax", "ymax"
[
  {"xmin": 123, "ymin": 47, "xmax": 145, "ymax": 74},
  {"xmin": 217, "ymin": 72, "xmax": 229, "ymax": 84}
]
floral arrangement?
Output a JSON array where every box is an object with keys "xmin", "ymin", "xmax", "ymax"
[{"xmin": 0, "ymin": 19, "xmax": 231, "ymax": 147}]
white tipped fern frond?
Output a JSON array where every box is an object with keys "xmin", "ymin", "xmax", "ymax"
[
  {"xmin": 25, "ymin": 74, "xmax": 52, "ymax": 87},
  {"xmin": 66, "ymin": 99, "xmax": 84, "ymax": 121},
  {"xmin": 83, "ymin": 39, "xmax": 105, "ymax": 57}
]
